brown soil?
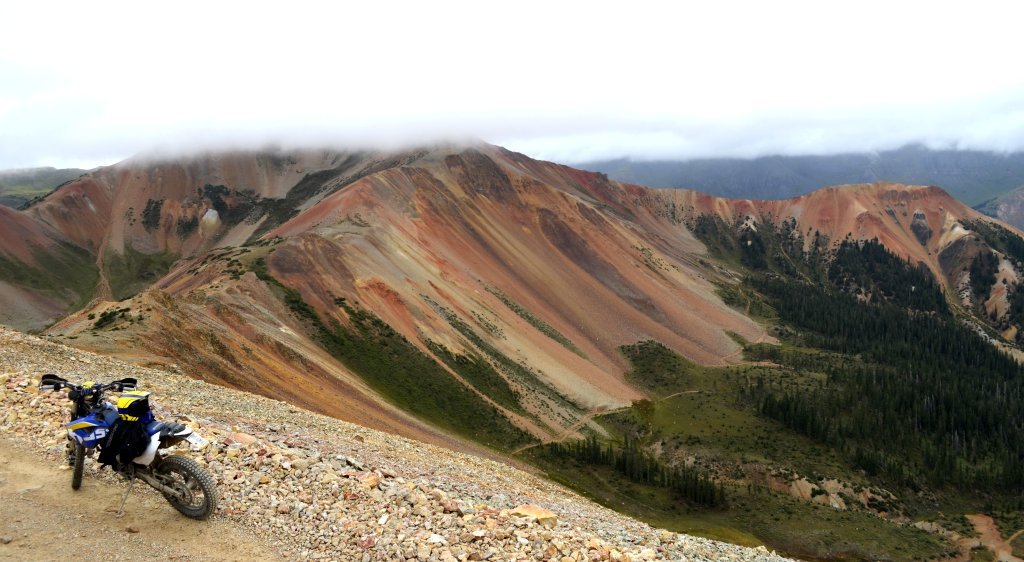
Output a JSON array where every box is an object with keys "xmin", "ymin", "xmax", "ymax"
[
  {"xmin": 949, "ymin": 514, "xmax": 1024, "ymax": 562},
  {"xmin": 0, "ymin": 437, "xmax": 282, "ymax": 562}
]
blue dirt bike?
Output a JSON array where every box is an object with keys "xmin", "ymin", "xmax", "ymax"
[{"xmin": 39, "ymin": 374, "xmax": 217, "ymax": 519}]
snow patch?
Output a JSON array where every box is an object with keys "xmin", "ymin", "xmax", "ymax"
[{"xmin": 199, "ymin": 208, "xmax": 221, "ymax": 239}]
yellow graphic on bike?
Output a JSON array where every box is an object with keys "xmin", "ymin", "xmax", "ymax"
[{"xmin": 117, "ymin": 391, "xmax": 152, "ymax": 422}]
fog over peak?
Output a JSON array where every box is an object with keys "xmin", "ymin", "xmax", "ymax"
[{"xmin": 2, "ymin": 1, "xmax": 1023, "ymax": 169}]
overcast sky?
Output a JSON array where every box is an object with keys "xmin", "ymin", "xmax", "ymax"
[{"xmin": 2, "ymin": 1, "xmax": 1023, "ymax": 169}]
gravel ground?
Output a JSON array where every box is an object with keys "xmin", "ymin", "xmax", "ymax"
[{"xmin": 0, "ymin": 327, "xmax": 792, "ymax": 561}]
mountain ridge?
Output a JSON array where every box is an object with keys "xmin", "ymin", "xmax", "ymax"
[{"xmin": 4, "ymin": 144, "xmax": 1024, "ymax": 560}]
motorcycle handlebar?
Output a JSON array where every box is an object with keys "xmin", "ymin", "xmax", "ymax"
[
  {"xmin": 37, "ymin": 375, "xmax": 138, "ymax": 395},
  {"xmin": 39, "ymin": 373, "xmax": 66, "ymax": 391}
]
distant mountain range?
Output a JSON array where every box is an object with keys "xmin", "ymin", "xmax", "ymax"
[
  {"xmin": 0, "ymin": 167, "xmax": 86, "ymax": 208},
  {"xmin": 579, "ymin": 144, "xmax": 1024, "ymax": 208}
]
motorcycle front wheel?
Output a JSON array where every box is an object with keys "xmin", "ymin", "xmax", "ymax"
[
  {"xmin": 70, "ymin": 442, "xmax": 85, "ymax": 490},
  {"xmin": 154, "ymin": 455, "xmax": 217, "ymax": 519}
]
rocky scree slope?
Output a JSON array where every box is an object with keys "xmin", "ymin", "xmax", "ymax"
[{"xmin": 0, "ymin": 327, "xmax": 789, "ymax": 562}]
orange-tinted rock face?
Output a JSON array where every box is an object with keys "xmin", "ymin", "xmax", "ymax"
[
  {"xmin": 0, "ymin": 150, "xmax": 392, "ymax": 314},
  {"xmin": 267, "ymin": 147, "xmax": 767, "ymax": 372},
  {"xmin": 22, "ymin": 150, "xmax": 373, "ymax": 258},
  {"xmin": 663, "ymin": 182, "xmax": 1007, "ymax": 286},
  {"xmin": 0, "ymin": 205, "xmax": 58, "ymax": 264},
  {"xmin": 3, "ymin": 143, "xmax": 1019, "ymax": 450}
]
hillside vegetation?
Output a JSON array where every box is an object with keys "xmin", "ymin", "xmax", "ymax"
[{"xmin": 524, "ymin": 213, "xmax": 1024, "ymax": 561}]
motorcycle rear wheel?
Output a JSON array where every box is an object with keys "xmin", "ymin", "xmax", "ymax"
[
  {"xmin": 71, "ymin": 442, "xmax": 85, "ymax": 490},
  {"xmin": 154, "ymin": 455, "xmax": 217, "ymax": 519}
]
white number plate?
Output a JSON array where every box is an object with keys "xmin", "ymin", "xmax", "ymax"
[{"xmin": 184, "ymin": 432, "xmax": 208, "ymax": 447}]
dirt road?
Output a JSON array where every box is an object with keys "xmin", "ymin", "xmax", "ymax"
[
  {"xmin": 0, "ymin": 437, "xmax": 282, "ymax": 562},
  {"xmin": 510, "ymin": 407, "xmax": 623, "ymax": 455},
  {"xmin": 510, "ymin": 390, "xmax": 706, "ymax": 456},
  {"xmin": 955, "ymin": 514, "xmax": 1023, "ymax": 562}
]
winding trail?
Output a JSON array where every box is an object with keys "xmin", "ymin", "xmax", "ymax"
[
  {"xmin": 512, "ymin": 324, "xmax": 771, "ymax": 457},
  {"xmin": 717, "ymin": 330, "xmax": 770, "ymax": 366},
  {"xmin": 511, "ymin": 390, "xmax": 705, "ymax": 456},
  {"xmin": 510, "ymin": 407, "xmax": 627, "ymax": 456},
  {"xmin": 657, "ymin": 390, "xmax": 703, "ymax": 402}
]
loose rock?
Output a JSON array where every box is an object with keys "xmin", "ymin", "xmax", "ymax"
[{"xmin": 0, "ymin": 327, "xmax": 793, "ymax": 562}]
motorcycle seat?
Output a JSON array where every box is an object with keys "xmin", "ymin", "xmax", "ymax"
[{"xmin": 146, "ymin": 420, "xmax": 190, "ymax": 437}]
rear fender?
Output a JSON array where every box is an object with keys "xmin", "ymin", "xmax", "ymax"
[
  {"xmin": 158, "ymin": 428, "xmax": 193, "ymax": 449},
  {"xmin": 131, "ymin": 432, "xmax": 160, "ymax": 466}
]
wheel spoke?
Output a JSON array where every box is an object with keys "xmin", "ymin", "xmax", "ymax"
[{"xmin": 153, "ymin": 455, "xmax": 216, "ymax": 519}]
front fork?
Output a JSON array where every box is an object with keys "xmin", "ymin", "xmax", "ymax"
[
  {"xmin": 65, "ymin": 403, "xmax": 84, "ymax": 465},
  {"xmin": 65, "ymin": 439, "xmax": 94, "ymax": 464}
]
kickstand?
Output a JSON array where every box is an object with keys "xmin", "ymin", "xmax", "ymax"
[{"xmin": 116, "ymin": 467, "xmax": 136, "ymax": 518}]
